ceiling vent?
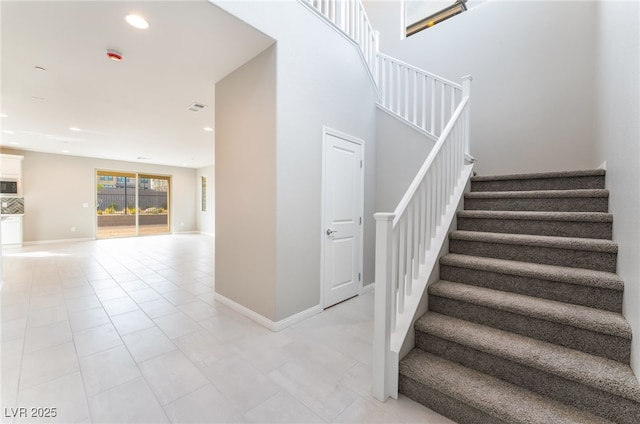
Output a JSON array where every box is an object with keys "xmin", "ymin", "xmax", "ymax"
[{"xmin": 187, "ymin": 103, "xmax": 207, "ymax": 112}]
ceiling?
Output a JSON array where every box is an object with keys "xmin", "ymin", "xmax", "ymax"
[{"xmin": 0, "ymin": 1, "xmax": 274, "ymax": 168}]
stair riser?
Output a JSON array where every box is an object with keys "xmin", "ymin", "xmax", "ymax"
[
  {"xmin": 471, "ymin": 176, "xmax": 605, "ymax": 192},
  {"xmin": 416, "ymin": 333, "xmax": 640, "ymax": 424},
  {"xmin": 399, "ymin": 375, "xmax": 510, "ymax": 424},
  {"xmin": 440, "ymin": 265, "xmax": 623, "ymax": 312},
  {"xmin": 457, "ymin": 217, "xmax": 612, "ymax": 240},
  {"xmin": 429, "ymin": 295, "xmax": 630, "ymax": 363},
  {"xmin": 464, "ymin": 197, "xmax": 609, "ymax": 212},
  {"xmin": 449, "ymin": 239, "xmax": 617, "ymax": 273}
]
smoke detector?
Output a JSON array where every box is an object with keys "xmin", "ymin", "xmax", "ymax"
[
  {"xmin": 187, "ymin": 103, "xmax": 207, "ymax": 112},
  {"xmin": 106, "ymin": 49, "xmax": 123, "ymax": 62}
]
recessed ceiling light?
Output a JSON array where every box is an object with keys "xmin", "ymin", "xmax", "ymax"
[
  {"xmin": 0, "ymin": 113, "xmax": 7, "ymax": 118},
  {"xmin": 61, "ymin": 150, "xmax": 70, "ymax": 153},
  {"xmin": 125, "ymin": 14, "xmax": 149, "ymax": 29},
  {"xmin": 3, "ymin": 130, "xmax": 15, "ymax": 134},
  {"xmin": 69, "ymin": 127, "xmax": 81, "ymax": 131},
  {"xmin": 203, "ymin": 127, "xmax": 213, "ymax": 132},
  {"xmin": 10, "ymin": 142, "xmax": 20, "ymax": 146}
]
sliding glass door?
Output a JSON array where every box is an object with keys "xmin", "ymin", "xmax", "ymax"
[
  {"xmin": 137, "ymin": 175, "xmax": 170, "ymax": 235},
  {"xmin": 96, "ymin": 170, "xmax": 170, "ymax": 238}
]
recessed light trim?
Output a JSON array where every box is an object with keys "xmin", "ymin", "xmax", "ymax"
[
  {"xmin": 61, "ymin": 150, "xmax": 70, "ymax": 153},
  {"xmin": 203, "ymin": 127, "xmax": 213, "ymax": 132},
  {"xmin": 10, "ymin": 142, "xmax": 20, "ymax": 146},
  {"xmin": 69, "ymin": 127, "xmax": 81, "ymax": 132},
  {"xmin": 3, "ymin": 130, "xmax": 15, "ymax": 134},
  {"xmin": 125, "ymin": 14, "xmax": 149, "ymax": 29},
  {"xmin": 0, "ymin": 113, "xmax": 7, "ymax": 118}
]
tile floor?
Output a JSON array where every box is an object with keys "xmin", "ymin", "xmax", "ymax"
[{"xmin": 1, "ymin": 234, "xmax": 454, "ymax": 423}]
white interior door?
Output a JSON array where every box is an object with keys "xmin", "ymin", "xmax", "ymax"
[{"xmin": 323, "ymin": 129, "xmax": 363, "ymax": 308}]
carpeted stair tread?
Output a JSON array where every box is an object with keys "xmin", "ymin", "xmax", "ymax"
[
  {"xmin": 457, "ymin": 210, "xmax": 613, "ymax": 223},
  {"xmin": 465, "ymin": 189, "xmax": 609, "ymax": 199},
  {"xmin": 440, "ymin": 254, "xmax": 623, "ymax": 291},
  {"xmin": 400, "ymin": 350, "xmax": 614, "ymax": 424},
  {"xmin": 471, "ymin": 169, "xmax": 605, "ymax": 182},
  {"xmin": 449, "ymin": 230, "xmax": 618, "ymax": 253},
  {"xmin": 429, "ymin": 281, "xmax": 631, "ymax": 339},
  {"xmin": 415, "ymin": 312, "xmax": 640, "ymax": 403}
]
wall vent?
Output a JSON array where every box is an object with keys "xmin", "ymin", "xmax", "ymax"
[{"xmin": 187, "ymin": 103, "xmax": 207, "ymax": 112}]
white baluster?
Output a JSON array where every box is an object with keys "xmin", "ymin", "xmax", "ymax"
[
  {"xmin": 430, "ymin": 78, "xmax": 436, "ymax": 135},
  {"xmin": 440, "ymin": 82, "xmax": 445, "ymax": 137},
  {"xmin": 413, "ymin": 195, "xmax": 420, "ymax": 279},
  {"xmin": 397, "ymin": 217, "xmax": 406, "ymax": 314},
  {"xmin": 404, "ymin": 208, "xmax": 413, "ymax": 296},
  {"xmin": 403, "ymin": 67, "xmax": 409, "ymax": 120},
  {"xmin": 421, "ymin": 75, "xmax": 427, "ymax": 132}
]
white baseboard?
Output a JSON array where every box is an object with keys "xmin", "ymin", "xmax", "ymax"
[
  {"xmin": 23, "ymin": 237, "xmax": 94, "ymax": 246},
  {"xmin": 213, "ymin": 292, "xmax": 322, "ymax": 332},
  {"xmin": 361, "ymin": 282, "xmax": 374, "ymax": 294}
]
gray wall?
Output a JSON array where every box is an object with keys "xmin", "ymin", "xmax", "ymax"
[
  {"xmin": 215, "ymin": 46, "xmax": 278, "ymax": 320},
  {"xmin": 364, "ymin": 0, "xmax": 598, "ymax": 176},
  {"xmin": 375, "ymin": 109, "xmax": 435, "ymax": 212},
  {"xmin": 594, "ymin": 0, "xmax": 640, "ymax": 374},
  {"xmin": 0, "ymin": 148, "xmax": 198, "ymax": 242},
  {"xmin": 212, "ymin": 1, "xmax": 378, "ymax": 321},
  {"xmin": 196, "ymin": 165, "xmax": 215, "ymax": 236}
]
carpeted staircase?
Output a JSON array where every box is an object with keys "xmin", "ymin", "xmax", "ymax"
[{"xmin": 398, "ymin": 169, "xmax": 640, "ymax": 423}]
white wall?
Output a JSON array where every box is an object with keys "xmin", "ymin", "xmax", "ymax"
[
  {"xmin": 216, "ymin": 45, "xmax": 278, "ymax": 321},
  {"xmin": 364, "ymin": 0, "xmax": 598, "ymax": 176},
  {"xmin": 196, "ymin": 165, "xmax": 215, "ymax": 235},
  {"xmin": 594, "ymin": 0, "xmax": 640, "ymax": 375},
  {"xmin": 0, "ymin": 148, "xmax": 198, "ymax": 243},
  {"xmin": 212, "ymin": 1, "xmax": 378, "ymax": 321},
  {"xmin": 375, "ymin": 109, "xmax": 434, "ymax": 212}
]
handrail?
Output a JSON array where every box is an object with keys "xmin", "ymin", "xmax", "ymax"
[
  {"xmin": 393, "ymin": 92, "xmax": 469, "ymax": 225},
  {"xmin": 373, "ymin": 76, "xmax": 472, "ymax": 402}
]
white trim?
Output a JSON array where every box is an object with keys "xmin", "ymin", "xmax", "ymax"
[
  {"xmin": 321, "ymin": 126, "xmax": 366, "ymax": 308},
  {"xmin": 23, "ymin": 237, "xmax": 94, "ymax": 246},
  {"xmin": 214, "ymin": 292, "xmax": 322, "ymax": 332},
  {"xmin": 361, "ymin": 282, "xmax": 375, "ymax": 294}
]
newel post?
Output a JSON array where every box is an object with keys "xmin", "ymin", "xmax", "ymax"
[
  {"xmin": 373, "ymin": 213, "xmax": 395, "ymax": 402},
  {"xmin": 461, "ymin": 75, "xmax": 473, "ymax": 157}
]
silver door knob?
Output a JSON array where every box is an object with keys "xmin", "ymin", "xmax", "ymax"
[{"xmin": 326, "ymin": 229, "xmax": 337, "ymax": 236}]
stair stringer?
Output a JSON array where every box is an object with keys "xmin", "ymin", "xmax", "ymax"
[{"xmin": 387, "ymin": 163, "xmax": 474, "ymax": 398}]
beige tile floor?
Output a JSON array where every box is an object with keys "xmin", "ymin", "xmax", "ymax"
[{"xmin": 1, "ymin": 234, "xmax": 454, "ymax": 424}]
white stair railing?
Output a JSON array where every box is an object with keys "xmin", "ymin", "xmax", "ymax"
[
  {"xmin": 298, "ymin": 0, "xmax": 474, "ymax": 404},
  {"xmin": 373, "ymin": 78, "xmax": 472, "ymax": 401},
  {"xmin": 377, "ymin": 53, "xmax": 463, "ymax": 140}
]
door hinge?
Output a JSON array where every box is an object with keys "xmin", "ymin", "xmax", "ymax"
[{"xmin": 358, "ymin": 272, "xmax": 361, "ymax": 282}]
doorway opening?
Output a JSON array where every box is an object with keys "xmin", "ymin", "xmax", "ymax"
[{"xmin": 96, "ymin": 170, "xmax": 171, "ymax": 238}]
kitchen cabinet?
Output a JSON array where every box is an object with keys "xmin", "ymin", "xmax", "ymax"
[{"xmin": 1, "ymin": 216, "xmax": 22, "ymax": 246}]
